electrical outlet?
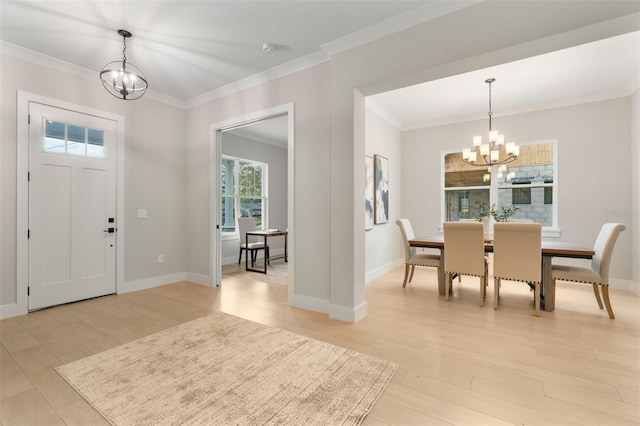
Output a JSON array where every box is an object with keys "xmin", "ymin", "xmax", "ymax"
[
  {"xmin": 138, "ymin": 209, "xmax": 147, "ymax": 219},
  {"xmin": 158, "ymin": 254, "xmax": 164, "ymax": 264}
]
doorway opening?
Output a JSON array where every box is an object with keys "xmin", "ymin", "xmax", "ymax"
[{"xmin": 210, "ymin": 104, "xmax": 295, "ymax": 304}]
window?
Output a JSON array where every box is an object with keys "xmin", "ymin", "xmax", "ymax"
[
  {"xmin": 220, "ymin": 156, "xmax": 267, "ymax": 233},
  {"xmin": 44, "ymin": 119, "xmax": 105, "ymax": 158},
  {"xmin": 443, "ymin": 140, "xmax": 557, "ymax": 228}
]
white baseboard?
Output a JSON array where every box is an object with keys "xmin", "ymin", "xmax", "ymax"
[
  {"xmin": 0, "ymin": 302, "xmax": 26, "ymax": 320},
  {"xmin": 186, "ymin": 272, "xmax": 212, "ymax": 287},
  {"xmin": 366, "ymin": 259, "xmax": 404, "ymax": 283},
  {"xmin": 293, "ymin": 294, "xmax": 329, "ymax": 315},
  {"xmin": 609, "ymin": 278, "xmax": 639, "ymax": 295},
  {"xmin": 121, "ymin": 272, "xmax": 187, "ymax": 294},
  {"xmin": 329, "ymin": 301, "xmax": 368, "ymax": 323}
]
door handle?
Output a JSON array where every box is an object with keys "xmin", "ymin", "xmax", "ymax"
[{"xmin": 103, "ymin": 227, "xmax": 116, "ymax": 233}]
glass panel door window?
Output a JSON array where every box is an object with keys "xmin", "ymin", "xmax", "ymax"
[
  {"xmin": 220, "ymin": 156, "xmax": 267, "ymax": 233},
  {"xmin": 44, "ymin": 119, "xmax": 105, "ymax": 158}
]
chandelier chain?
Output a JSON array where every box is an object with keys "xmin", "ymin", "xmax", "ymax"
[{"xmin": 122, "ymin": 36, "xmax": 127, "ymax": 63}]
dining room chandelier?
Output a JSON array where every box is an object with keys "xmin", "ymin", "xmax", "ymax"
[
  {"xmin": 100, "ymin": 29, "xmax": 148, "ymax": 100},
  {"xmin": 462, "ymin": 78, "xmax": 519, "ymax": 166}
]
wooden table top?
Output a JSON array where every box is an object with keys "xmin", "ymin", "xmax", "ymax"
[{"xmin": 410, "ymin": 235, "xmax": 594, "ymax": 259}]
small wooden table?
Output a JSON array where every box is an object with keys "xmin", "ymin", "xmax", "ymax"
[
  {"xmin": 409, "ymin": 235, "xmax": 594, "ymax": 312},
  {"xmin": 245, "ymin": 230, "xmax": 288, "ymax": 274}
]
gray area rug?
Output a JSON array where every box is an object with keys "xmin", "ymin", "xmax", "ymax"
[{"xmin": 56, "ymin": 312, "xmax": 397, "ymax": 425}]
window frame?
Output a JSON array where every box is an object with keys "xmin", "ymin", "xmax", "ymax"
[
  {"xmin": 220, "ymin": 155, "xmax": 268, "ymax": 236},
  {"xmin": 441, "ymin": 139, "xmax": 560, "ymax": 237}
]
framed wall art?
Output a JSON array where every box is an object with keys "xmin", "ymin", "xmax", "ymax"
[
  {"xmin": 365, "ymin": 155, "xmax": 374, "ymax": 230},
  {"xmin": 374, "ymin": 154, "xmax": 389, "ymax": 224}
]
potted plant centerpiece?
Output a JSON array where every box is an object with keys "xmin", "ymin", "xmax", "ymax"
[{"xmin": 473, "ymin": 200, "xmax": 519, "ymax": 241}]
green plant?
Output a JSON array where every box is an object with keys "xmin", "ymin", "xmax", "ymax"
[{"xmin": 473, "ymin": 200, "xmax": 519, "ymax": 222}]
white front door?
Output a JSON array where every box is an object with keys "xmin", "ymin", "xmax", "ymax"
[{"xmin": 28, "ymin": 102, "xmax": 117, "ymax": 310}]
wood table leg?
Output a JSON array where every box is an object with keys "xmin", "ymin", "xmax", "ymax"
[
  {"xmin": 542, "ymin": 255, "xmax": 554, "ymax": 312},
  {"xmin": 438, "ymin": 248, "xmax": 445, "ymax": 296}
]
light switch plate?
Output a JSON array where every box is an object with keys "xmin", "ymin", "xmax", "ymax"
[{"xmin": 137, "ymin": 209, "xmax": 147, "ymax": 219}]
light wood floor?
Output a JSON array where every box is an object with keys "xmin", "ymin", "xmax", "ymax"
[{"xmin": 2, "ymin": 264, "xmax": 639, "ymax": 425}]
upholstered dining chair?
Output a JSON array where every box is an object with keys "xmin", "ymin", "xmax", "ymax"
[
  {"xmin": 238, "ymin": 217, "xmax": 269, "ymax": 267},
  {"xmin": 493, "ymin": 222, "xmax": 542, "ymax": 316},
  {"xmin": 552, "ymin": 223, "xmax": 626, "ymax": 319},
  {"xmin": 396, "ymin": 219, "xmax": 440, "ymax": 288},
  {"xmin": 443, "ymin": 221, "xmax": 488, "ymax": 306}
]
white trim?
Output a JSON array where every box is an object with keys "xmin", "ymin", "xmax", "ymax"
[
  {"xmin": 0, "ymin": 303, "xmax": 23, "ymax": 320},
  {"xmin": 293, "ymin": 294, "xmax": 329, "ymax": 315},
  {"xmin": 210, "ymin": 103, "xmax": 295, "ymax": 302},
  {"xmin": 329, "ymin": 301, "xmax": 369, "ymax": 323},
  {"xmin": 609, "ymin": 278, "xmax": 638, "ymax": 293},
  {"xmin": 185, "ymin": 53, "xmax": 328, "ymax": 109},
  {"xmin": 185, "ymin": 272, "xmax": 211, "ymax": 287},
  {"xmin": 320, "ymin": 0, "xmax": 480, "ymax": 57},
  {"xmin": 121, "ymin": 273, "xmax": 187, "ymax": 294},
  {"xmin": 366, "ymin": 259, "xmax": 404, "ymax": 283},
  {"xmin": 0, "ymin": 1, "xmax": 477, "ymax": 112},
  {"xmin": 1, "ymin": 42, "xmax": 186, "ymax": 109},
  {"xmin": 16, "ymin": 91, "xmax": 125, "ymax": 315}
]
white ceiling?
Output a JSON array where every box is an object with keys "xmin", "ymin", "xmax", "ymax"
[
  {"xmin": 368, "ymin": 31, "xmax": 640, "ymax": 130},
  {"xmin": 1, "ymin": 1, "xmax": 638, "ymax": 140},
  {"xmin": 0, "ymin": 0, "xmax": 443, "ymax": 105}
]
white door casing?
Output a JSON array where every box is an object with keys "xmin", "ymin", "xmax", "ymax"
[{"xmin": 28, "ymin": 102, "xmax": 117, "ymax": 310}]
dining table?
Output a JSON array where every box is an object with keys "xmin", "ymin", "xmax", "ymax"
[
  {"xmin": 245, "ymin": 229, "xmax": 288, "ymax": 274},
  {"xmin": 409, "ymin": 235, "xmax": 594, "ymax": 312}
]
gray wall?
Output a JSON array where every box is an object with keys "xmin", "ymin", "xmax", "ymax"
[
  {"xmin": 364, "ymin": 107, "xmax": 403, "ymax": 281},
  {"xmin": 220, "ymin": 132, "xmax": 288, "ymax": 264}
]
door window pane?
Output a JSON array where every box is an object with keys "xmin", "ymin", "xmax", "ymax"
[
  {"xmin": 67, "ymin": 124, "xmax": 86, "ymax": 156},
  {"xmin": 44, "ymin": 120, "xmax": 66, "ymax": 153},
  {"xmin": 87, "ymin": 128, "xmax": 104, "ymax": 158},
  {"xmin": 43, "ymin": 119, "xmax": 106, "ymax": 159}
]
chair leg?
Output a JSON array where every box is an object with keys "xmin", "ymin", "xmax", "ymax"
[
  {"xmin": 494, "ymin": 277, "xmax": 500, "ymax": 310},
  {"xmin": 238, "ymin": 248, "xmax": 243, "ymax": 265},
  {"xmin": 402, "ymin": 265, "xmax": 410, "ymax": 288},
  {"xmin": 479, "ymin": 270, "xmax": 487, "ymax": 307},
  {"xmin": 408, "ymin": 265, "xmax": 415, "ymax": 283},
  {"xmin": 592, "ymin": 283, "xmax": 604, "ymax": 309},
  {"xmin": 601, "ymin": 285, "xmax": 615, "ymax": 319},
  {"xmin": 534, "ymin": 282, "xmax": 540, "ymax": 317},
  {"xmin": 445, "ymin": 273, "xmax": 451, "ymax": 301}
]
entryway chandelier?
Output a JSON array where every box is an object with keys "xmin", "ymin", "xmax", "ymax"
[
  {"xmin": 100, "ymin": 29, "xmax": 148, "ymax": 100},
  {"xmin": 462, "ymin": 78, "xmax": 519, "ymax": 166}
]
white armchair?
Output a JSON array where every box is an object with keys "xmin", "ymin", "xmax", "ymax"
[
  {"xmin": 552, "ymin": 223, "xmax": 626, "ymax": 319},
  {"xmin": 395, "ymin": 219, "xmax": 440, "ymax": 288}
]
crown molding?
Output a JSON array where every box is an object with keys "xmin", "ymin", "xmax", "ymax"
[
  {"xmin": 184, "ymin": 50, "xmax": 330, "ymax": 109},
  {"xmin": 0, "ymin": 41, "xmax": 188, "ymax": 109},
  {"xmin": 321, "ymin": 0, "xmax": 481, "ymax": 56},
  {"xmin": 401, "ymin": 87, "xmax": 638, "ymax": 131}
]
